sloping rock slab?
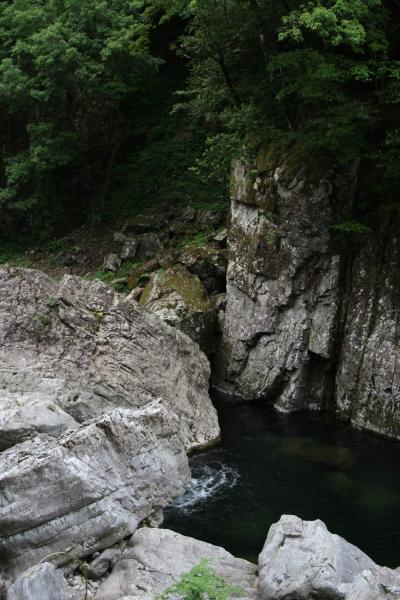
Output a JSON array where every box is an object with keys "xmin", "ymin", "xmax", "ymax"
[
  {"xmin": 6, "ymin": 563, "xmax": 69, "ymax": 600},
  {"xmin": 0, "ymin": 404, "xmax": 190, "ymax": 577},
  {"xmin": 96, "ymin": 528, "xmax": 258, "ymax": 600},
  {"xmin": 259, "ymin": 515, "xmax": 375, "ymax": 599},
  {"xmin": 0, "ymin": 267, "xmax": 219, "ymax": 451}
]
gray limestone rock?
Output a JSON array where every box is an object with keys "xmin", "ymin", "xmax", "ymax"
[
  {"xmin": 222, "ymin": 156, "xmax": 354, "ymax": 411},
  {"xmin": 0, "ymin": 403, "xmax": 190, "ymax": 577},
  {"xmin": 0, "ymin": 393, "xmax": 78, "ymax": 450},
  {"xmin": 259, "ymin": 515, "xmax": 375, "ymax": 600},
  {"xmin": 335, "ymin": 225, "xmax": 400, "ymax": 440},
  {"xmin": 6, "ymin": 563, "xmax": 69, "ymax": 600},
  {"xmin": 0, "ymin": 268, "xmax": 219, "ymax": 451},
  {"xmin": 136, "ymin": 233, "xmax": 163, "ymax": 261},
  {"xmin": 103, "ymin": 254, "xmax": 121, "ymax": 272},
  {"xmin": 120, "ymin": 239, "xmax": 138, "ymax": 261},
  {"xmin": 87, "ymin": 549, "xmax": 122, "ymax": 580},
  {"xmin": 346, "ymin": 566, "xmax": 400, "ymax": 599},
  {"xmin": 96, "ymin": 528, "xmax": 258, "ymax": 600}
]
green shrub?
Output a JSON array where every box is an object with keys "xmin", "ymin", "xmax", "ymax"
[{"xmin": 157, "ymin": 559, "xmax": 242, "ymax": 600}]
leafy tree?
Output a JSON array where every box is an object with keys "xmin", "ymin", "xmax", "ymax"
[
  {"xmin": 171, "ymin": 0, "xmax": 400, "ymax": 215},
  {"xmin": 0, "ymin": 0, "xmax": 159, "ymax": 235}
]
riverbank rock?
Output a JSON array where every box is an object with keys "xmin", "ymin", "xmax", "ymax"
[
  {"xmin": 0, "ymin": 267, "xmax": 219, "ymax": 451},
  {"xmin": 6, "ymin": 563, "xmax": 69, "ymax": 600},
  {"xmin": 0, "ymin": 403, "xmax": 190, "ymax": 577},
  {"xmin": 259, "ymin": 515, "xmax": 375, "ymax": 600},
  {"xmin": 346, "ymin": 566, "xmax": 400, "ymax": 599},
  {"xmin": 335, "ymin": 223, "xmax": 400, "ymax": 440},
  {"xmin": 0, "ymin": 396, "xmax": 78, "ymax": 451},
  {"xmin": 221, "ymin": 149, "xmax": 400, "ymax": 440},
  {"xmin": 221, "ymin": 154, "xmax": 354, "ymax": 410},
  {"xmin": 96, "ymin": 528, "xmax": 259, "ymax": 600},
  {"xmin": 139, "ymin": 265, "xmax": 216, "ymax": 355}
]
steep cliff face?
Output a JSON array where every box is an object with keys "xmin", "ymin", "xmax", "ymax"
[
  {"xmin": 336, "ymin": 224, "xmax": 400, "ymax": 438},
  {"xmin": 220, "ymin": 150, "xmax": 400, "ymax": 439}
]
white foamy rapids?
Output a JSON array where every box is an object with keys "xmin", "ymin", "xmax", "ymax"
[{"xmin": 170, "ymin": 463, "xmax": 239, "ymax": 514}]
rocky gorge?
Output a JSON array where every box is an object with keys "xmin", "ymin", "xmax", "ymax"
[{"xmin": 1, "ymin": 149, "xmax": 400, "ymax": 598}]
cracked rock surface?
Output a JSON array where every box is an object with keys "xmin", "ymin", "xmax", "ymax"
[{"xmin": 0, "ymin": 267, "xmax": 219, "ymax": 451}]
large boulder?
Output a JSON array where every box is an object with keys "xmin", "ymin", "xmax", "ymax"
[
  {"xmin": 346, "ymin": 566, "xmax": 400, "ymax": 600},
  {"xmin": 0, "ymin": 267, "xmax": 219, "ymax": 451},
  {"xmin": 139, "ymin": 266, "xmax": 216, "ymax": 355},
  {"xmin": 178, "ymin": 245, "xmax": 228, "ymax": 294},
  {"xmin": 6, "ymin": 563, "xmax": 69, "ymax": 600},
  {"xmin": 96, "ymin": 527, "xmax": 258, "ymax": 600},
  {"xmin": 0, "ymin": 403, "xmax": 190, "ymax": 577},
  {"xmin": 259, "ymin": 515, "xmax": 375, "ymax": 600}
]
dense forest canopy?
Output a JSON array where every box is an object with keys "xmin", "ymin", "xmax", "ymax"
[{"xmin": 0, "ymin": 0, "xmax": 399, "ymax": 240}]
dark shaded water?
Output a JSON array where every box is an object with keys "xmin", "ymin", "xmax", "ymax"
[{"xmin": 164, "ymin": 396, "xmax": 400, "ymax": 567}]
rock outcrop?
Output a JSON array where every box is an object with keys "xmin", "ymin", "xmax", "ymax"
[
  {"xmin": 259, "ymin": 515, "xmax": 375, "ymax": 599},
  {"xmin": 346, "ymin": 566, "xmax": 400, "ymax": 599},
  {"xmin": 221, "ymin": 155, "xmax": 353, "ymax": 411},
  {"xmin": 220, "ymin": 150, "xmax": 400, "ymax": 439},
  {"xmin": 0, "ymin": 403, "xmax": 190, "ymax": 577},
  {"xmin": 139, "ymin": 265, "xmax": 216, "ymax": 355},
  {"xmin": 0, "ymin": 267, "xmax": 219, "ymax": 451},
  {"xmin": 6, "ymin": 563, "xmax": 69, "ymax": 600},
  {"xmin": 4, "ymin": 515, "xmax": 400, "ymax": 599},
  {"xmin": 96, "ymin": 527, "xmax": 259, "ymax": 600},
  {"xmin": 336, "ymin": 224, "xmax": 400, "ymax": 439}
]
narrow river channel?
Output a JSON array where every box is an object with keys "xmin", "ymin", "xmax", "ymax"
[{"xmin": 164, "ymin": 394, "xmax": 400, "ymax": 568}]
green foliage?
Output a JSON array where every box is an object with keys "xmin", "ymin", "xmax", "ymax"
[
  {"xmin": 0, "ymin": 0, "xmax": 399, "ymax": 240},
  {"xmin": 0, "ymin": 0, "xmax": 160, "ymax": 235},
  {"xmin": 87, "ymin": 260, "xmax": 142, "ymax": 293},
  {"xmin": 46, "ymin": 296, "xmax": 59, "ymax": 309},
  {"xmin": 170, "ymin": 0, "xmax": 400, "ymax": 214},
  {"xmin": 156, "ymin": 559, "xmax": 242, "ymax": 600},
  {"xmin": 179, "ymin": 231, "xmax": 206, "ymax": 248},
  {"xmin": 331, "ymin": 220, "xmax": 373, "ymax": 235},
  {"xmin": 34, "ymin": 312, "xmax": 52, "ymax": 331}
]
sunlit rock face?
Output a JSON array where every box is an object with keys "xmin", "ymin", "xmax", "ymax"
[
  {"xmin": 0, "ymin": 404, "xmax": 190, "ymax": 578},
  {"xmin": 0, "ymin": 267, "xmax": 220, "ymax": 451},
  {"xmin": 221, "ymin": 150, "xmax": 400, "ymax": 440}
]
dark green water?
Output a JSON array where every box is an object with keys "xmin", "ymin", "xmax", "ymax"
[{"xmin": 164, "ymin": 396, "xmax": 400, "ymax": 567}]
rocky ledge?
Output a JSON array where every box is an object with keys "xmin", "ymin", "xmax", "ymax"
[
  {"xmin": 0, "ymin": 266, "xmax": 220, "ymax": 584},
  {"xmin": 0, "ymin": 267, "xmax": 219, "ymax": 451},
  {"xmin": 4, "ymin": 516, "xmax": 400, "ymax": 599}
]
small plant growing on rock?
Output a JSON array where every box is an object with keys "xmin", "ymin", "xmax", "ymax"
[
  {"xmin": 46, "ymin": 296, "xmax": 59, "ymax": 309},
  {"xmin": 156, "ymin": 559, "xmax": 242, "ymax": 600},
  {"xmin": 265, "ymin": 229, "xmax": 280, "ymax": 247},
  {"xmin": 34, "ymin": 313, "xmax": 52, "ymax": 331}
]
